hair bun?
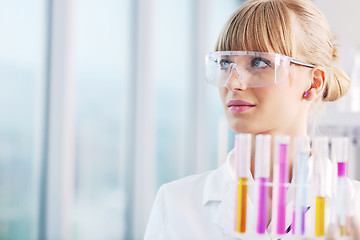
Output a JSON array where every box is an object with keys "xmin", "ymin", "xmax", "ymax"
[{"xmin": 322, "ymin": 64, "xmax": 351, "ymax": 102}]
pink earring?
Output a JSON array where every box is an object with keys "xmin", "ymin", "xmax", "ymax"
[{"xmin": 303, "ymin": 91, "xmax": 310, "ymax": 98}]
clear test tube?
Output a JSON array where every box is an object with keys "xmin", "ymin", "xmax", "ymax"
[
  {"xmin": 331, "ymin": 137, "xmax": 349, "ymax": 236},
  {"xmin": 254, "ymin": 134, "xmax": 271, "ymax": 234},
  {"xmin": 271, "ymin": 135, "xmax": 290, "ymax": 235},
  {"xmin": 292, "ymin": 137, "xmax": 310, "ymax": 236},
  {"xmin": 312, "ymin": 136, "xmax": 329, "ymax": 237},
  {"xmin": 234, "ymin": 134, "xmax": 252, "ymax": 233}
]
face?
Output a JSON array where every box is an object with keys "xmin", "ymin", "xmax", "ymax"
[{"xmin": 218, "ymin": 58, "xmax": 312, "ymax": 136}]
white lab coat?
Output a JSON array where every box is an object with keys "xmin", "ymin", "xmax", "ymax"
[{"xmin": 144, "ymin": 149, "xmax": 360, "ymax": 240}]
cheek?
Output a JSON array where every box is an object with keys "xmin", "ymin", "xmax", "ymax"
[
  {"xmin": 255, "ymin": 84, "xmax": 302, "ymax": 120},
  {"xmin": 291, "ymin": 67, "xmax": 312, "ymax": 91},
  {"xmin": 218, "ymin": 88, "xmax": 227, "ymax": 104},
  {"xmin": 254, "ymin": 87, "xmax": 277, "ymax": 107}
]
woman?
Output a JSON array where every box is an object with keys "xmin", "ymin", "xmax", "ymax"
[{"xmin": 145, "ymin": 0, "xmax": 360, "ymax": 239}]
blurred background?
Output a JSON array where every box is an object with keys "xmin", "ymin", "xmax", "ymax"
[{"xmin": 0, "ymin": 0, "xmax": 360, "ymax": 239}]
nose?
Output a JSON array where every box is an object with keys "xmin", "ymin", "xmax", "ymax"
[{"xmin": 225, "ymin": 65, "xmax": 247, "ymax": 92}]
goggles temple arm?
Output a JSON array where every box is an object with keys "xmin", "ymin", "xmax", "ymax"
[{"xmin": 290, "ymin": 59, "xmax": 315, "ymax": 68}]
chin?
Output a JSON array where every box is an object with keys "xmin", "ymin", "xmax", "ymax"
[{"xmin": 228, "ymin": 119, "xmax": 263, "ymax": 134}]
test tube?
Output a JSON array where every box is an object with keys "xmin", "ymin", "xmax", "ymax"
[
  {"xmin": 312, "ymin": 137, "xmax": 328, "ymax": 237},
  {"xmin": 254, "ymin": 134, "xmax": 271, "ymax": 234},
  {"xmin": 234, "ymin": 134, "xmax": 252, "ymax": 233},
  {"xmin": 292, "ymin": 137, "xmax": 310, "ymax": 236},
  {"xmin": 331, "ymin": 137, "xmax": 349, "ymax": 236},
  {"xmin": 272, "ymin": 136, "xmax": 290, "ymax": 235}
]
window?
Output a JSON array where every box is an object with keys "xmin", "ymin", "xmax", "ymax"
[
  {"xmin": 71, "ymin": 0, "xmax": 130, "ymax": 238},
  {"xmin": 0, "ymin": 0, "xmax": 46, "ymax": 239}
]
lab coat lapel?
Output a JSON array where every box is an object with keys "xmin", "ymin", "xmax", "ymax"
[
  {"xmin": 212, "ymin": 181, "xmax": 236, "ymax": 234},
  {"xmin": 202, "ymin": 150, "xmax": 234, "ymax": 234},
  {"xmin": 202, "ymin": 162, "xmax": 232, "ymax": 205}
]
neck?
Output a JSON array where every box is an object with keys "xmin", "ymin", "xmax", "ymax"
[{"xmin": 249, "ymin": 122, "xmax": 308, "ymax": 184}]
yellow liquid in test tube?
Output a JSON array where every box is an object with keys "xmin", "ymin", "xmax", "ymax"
[
  {"xmin": 236, "ymin": 178, "xmax": 248, "ymax": 233},
  {"xmin": 340, "ymin": 226, "xmax": 344, "ymax": 236},
  {"xmin": 315, "ymin": 196, "xmax": 325, "ymax": 237}
]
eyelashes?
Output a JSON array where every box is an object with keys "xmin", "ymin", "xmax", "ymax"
[
  {"xmin": 217, "ymin": 57, "xmax": 272, "ymax": 70},
  {"xmin": 250, "ymin": 57, "xmax": 271, "ymax": 68}
]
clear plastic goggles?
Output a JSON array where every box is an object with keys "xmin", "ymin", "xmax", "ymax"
[{"xmin": 205, "ymin": 51, "xmax": 315, "ymax": 88}]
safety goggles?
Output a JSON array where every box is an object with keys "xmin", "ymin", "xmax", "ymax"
[{"xmin": 205, "ymin": 51, "xmax": 315, "ymax": 88}]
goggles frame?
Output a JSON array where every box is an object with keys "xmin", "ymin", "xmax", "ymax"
[{"xmin": 205, "ymin": 51, "xmax": 315, "ymax": 88}]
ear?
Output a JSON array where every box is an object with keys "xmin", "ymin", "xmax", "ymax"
[{"xmin": 303, "ymin": 66, "xmax": 326, "ymax": 101}]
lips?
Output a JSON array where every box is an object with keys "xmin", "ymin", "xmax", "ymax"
[{"xmin": 227, "ymin": 99, "xmax": 255, "ymax": 113}]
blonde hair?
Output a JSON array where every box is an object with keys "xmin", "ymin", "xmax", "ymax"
[{"xmin": 216, "ymin": 0, "xmax": 350, "ymax": 102}]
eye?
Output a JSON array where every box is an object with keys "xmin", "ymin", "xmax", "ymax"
[
  {"xmin": 218, "ymin": 59, "xmax": 232, "ymax": 70},
  {"xmin": 251, "ymin": 57, "xmax": 271, "ymax": 68}
]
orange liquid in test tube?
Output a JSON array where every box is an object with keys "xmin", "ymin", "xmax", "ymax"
[{"xmin": 234, "ymin": 134, "xmax": 251, "ymax": 234}]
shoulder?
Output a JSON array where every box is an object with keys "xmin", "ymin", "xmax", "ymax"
[
  {"xmin": 157, "ymin": 169, "xmax": 217, "ymax": 209},
  {"xmin": 162, "ymin": 163, "xmax": 232, "ymax": 194},
  {"xmin": 153, "ymin": 163, "xmax": 231, "ymax": 211},
  {"xmin": 163, "ymin": 169, "xmax": 214, "ymax": 193},
  {"xmin": 161, "ymin": 162, "xmax": 232, "ymax": 201},
  {"xmin": 145, "ymin": 166, "xmax": 227, "ymax": 239}
]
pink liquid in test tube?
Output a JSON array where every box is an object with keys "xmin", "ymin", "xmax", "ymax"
[
  {"xmin": 257, "ymin": 177, "xmax": 268, "ymax": 233},
  {"xmin": 255, "ymin": 134, "xmax": 271, "ymax": 235},
  {"xmin": 277, "ymin": 143, "xmax": 288, "ymax": 234},
  {"xmin": 338, "ymin": 162, "xmax": 346, "ymax": 177}
]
